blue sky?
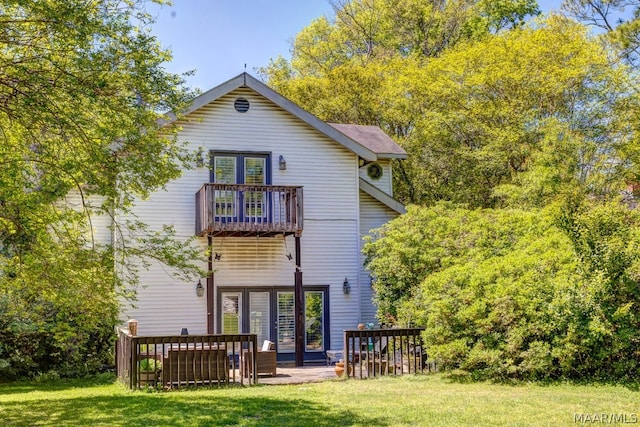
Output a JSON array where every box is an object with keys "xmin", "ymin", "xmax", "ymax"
[{"xmin": 149, "ymin": 0, "xmax": 564, "ymax": 92}]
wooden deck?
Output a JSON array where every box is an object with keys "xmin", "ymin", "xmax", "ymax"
[
  {"xmin": 115, "ymin": 330, "xmax": 259, "ymax": 389},
  {"xmin": 195, "ymin": 183, "xmax": 303, "ymax": 237},
  {"xmin": 343, "ymin": 328, "xmax": 433, "ymax": 378}
]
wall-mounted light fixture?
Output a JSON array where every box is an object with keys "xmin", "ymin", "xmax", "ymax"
[
  {"xmin": 343, "ymin": 277, "xmax": 351, "ymax": 295},
  {"xmin": 196, "ymin": 280, "xmax": 204, "ymax": 297},
  {"xmin": 279, "ymin": 155, "xmax": 287, "ymax": 170},
  {"xmin": 196, "ymin": 147, "xmax": 205, "ymax": 168}
]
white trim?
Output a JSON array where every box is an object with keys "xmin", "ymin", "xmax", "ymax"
[
  {"xmin": 359, "ymin": 178, "xmax": 406, "ymax": 214},
  {"xmin": 161, "ymin": 73, "xmax": 378, "ymax": 162}
]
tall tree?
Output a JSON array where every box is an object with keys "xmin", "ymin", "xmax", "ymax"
[
  {"xmin": 0, "ymin": 0, "xmax": 201, "ymax": 378},
  {"xmin": 562, "ymin": 0, "xmax": 640, "ymax": 69},
  {"xmin": 262, "ymin": 3, "xmax": 632, "ymax": 207}
]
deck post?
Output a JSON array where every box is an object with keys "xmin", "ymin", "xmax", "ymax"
[
  {"xmin": 206, "ymin": 235, "xmax": 214, "ymax": 334},
  {"xmin": 294, "ymin": 235, "xmax": 304, "ymax": 366}
]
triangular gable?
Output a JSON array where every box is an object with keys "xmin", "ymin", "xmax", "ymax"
[
  {"xmin": 359, "ymin": 178, "xmax": 406, "ymax": 214},
  {"xmin": 161, "ymin": 73, "xmax": 378, "ymax": 162}
]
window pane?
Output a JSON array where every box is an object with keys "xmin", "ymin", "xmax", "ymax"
[
  {"xmin": 277, "ymin": 292, "xmax": 295, "ymax": 353},
  {"xmin": 244, "ymin": 158, "xmax": 266, "ymax": 219},
  {"xmin": 214, "ymin": 156, "xmax": 236, "ymax": 184},
  {"xmin": 222, "ymin": 292, "xmax": 242, "ymax": 334},
  {"xmin": 244, "ymin": 157, "xmax": 265, "ymax": 185},
  {"xmin": 214, "ymin": 156, "xmax": 237, "ymax": 217},
  {"xmin": 305, "ymin": 291, "xmax": 324, "ymax": 352}
]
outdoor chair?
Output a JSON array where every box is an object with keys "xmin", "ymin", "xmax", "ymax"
[{"xmin": 242, "ymin": 339, "xmax": 277, "ymax": 378}]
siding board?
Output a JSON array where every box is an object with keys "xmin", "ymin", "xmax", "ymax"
[{"xmin": 358, "ymin": 190, "xmax": 399, "ymax": 324}]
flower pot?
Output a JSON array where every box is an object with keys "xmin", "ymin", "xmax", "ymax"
[{"xmin": 334, "ymin": 361, "xmax": 352, "ymax": 377}]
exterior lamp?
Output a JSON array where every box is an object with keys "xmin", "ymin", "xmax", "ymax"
[
  {"xmin": 196, "ymin": 280, "xmax": 204, "ymax": 297},
  {"xmin": 343, "ymin": 277, "xmax": 350, "ymax": 295},
  {"xmin": 196, "ymin": 147, "xmax": 205, "ymax": 167},
  {"xmin": 279, "ymin": 155, "xmax": 287, "ymax": 170}
]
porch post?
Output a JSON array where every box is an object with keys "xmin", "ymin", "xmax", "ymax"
[
  {"xmin": 294, "ymin": 235, "xmax": 304, "ymax": 366},
  {"xmin": 207, "ymin": 235, "xmax": 214, "ymax": 334}
]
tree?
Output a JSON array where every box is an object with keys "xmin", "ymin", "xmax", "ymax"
[
  {"xmin": 261, "ymin": 3, "xmax": 637, "ymax": 207},
  {"xmin": 562, "ymin": 0, "xmax": 640, "ymax": 69},
  {"xmin": 0, "ymin": 0, "xmax": 202, "ymax": 378},
  {"xmin": 411, "ymin": 16, "xmax": 636, "ymax": 207}
]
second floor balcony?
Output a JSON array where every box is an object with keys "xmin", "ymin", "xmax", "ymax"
[{"xmin": 195, "ymin": 183, "xmax": 303, "ymax": 237}]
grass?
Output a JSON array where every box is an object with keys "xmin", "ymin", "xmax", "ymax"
[{"xmin": 0, "ymin": 373, "xmax": 638, "ymax": 426}]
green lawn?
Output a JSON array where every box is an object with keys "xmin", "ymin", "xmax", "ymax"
[{"xmin": 0, "ymin": 374, "xmax": 637, "ymax": 426}]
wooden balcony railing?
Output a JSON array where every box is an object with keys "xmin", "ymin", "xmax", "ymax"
[
  {"xmin": 195, "ymin": 183, "xmax": 303, "ymax": 237},
  {"xmin": 115, "ymin": 328, "xmax": 259, "ymax": 389},
  {"xmin": 343, "ymin": 328, "xmax": 435, "ymax": 379}
]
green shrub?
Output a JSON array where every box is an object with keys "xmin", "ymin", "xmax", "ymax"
[
  {"xmin": 138, "ymin": 358, "xmax": 161, "ymax": 372},
  {"xmin": 365, "ymin": 202, "xmax": 640, "ymax": 381}
]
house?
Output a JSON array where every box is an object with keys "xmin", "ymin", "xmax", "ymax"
[{"xmin": 121, "ymin": 73, "xmax": 406, "ymax": 364}]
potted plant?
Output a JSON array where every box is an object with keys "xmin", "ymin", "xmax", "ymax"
[{"xmin": 138, "ymin": 358, "xmax": 161, "ymax": 386}]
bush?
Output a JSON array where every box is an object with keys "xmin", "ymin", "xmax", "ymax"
[
  {"xmin": 138, "ymin": 358, "xmax": 162, "ymax": 372},
  {"xmin": 364, "ymin": 202, "xmax": 640, "ymax": 381},
  {"xmin": 0, "ymin": 293, "xmax": 116, "ymax": 380}
]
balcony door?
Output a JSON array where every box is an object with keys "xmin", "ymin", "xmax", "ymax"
[{"xmin": 211, "ymin": 152, "xmax": 270, "ymax": 223}]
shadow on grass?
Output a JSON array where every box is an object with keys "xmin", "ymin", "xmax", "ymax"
[
  {"xmin": 1, "ymin": 393, "xmax": 389, "ymax": 427},
  {"xmin": 0, "ymin": 373, "xmax": 117, "ymax": 396},
  {"xmin": 439, "ymin": 370, "xmax": 640, "ymax": 392}
]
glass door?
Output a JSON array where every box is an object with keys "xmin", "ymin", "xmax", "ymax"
[
  {"xmin": 213, "ymin": 156, "xmax": 238, "ymax": 222},
  {"xmin": 305, "ymin": 291, "xmax": 325, "ymax": 352},
  {"xmin": 249, "ymin": 291, "xmax": 270, "ymax": 346},
  {"xmin": 221, "ymin": 292, "xmax": 242, "ymax": 334},
  {"xmin": 211, "ymin": 152, "xmax": 270, "ymax": 224},
  {"xmin": 276, "ymin": 292, "xmax": 295, "ymax": 353},
  {"xmin": 243, "ymin": 157, "xmax": 267, "ymax": 223},
  {"xmin": 218, "ymin": 287, "xmax": 328, "ymax": 362}
]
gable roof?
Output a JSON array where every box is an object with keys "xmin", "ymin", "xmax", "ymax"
[
  {"xmin": 328, "ymin": 123, "xmax": 407, "ymax": 159},
  {"xmin": 162, "ymin": 73, "xmax": 379, "ymax": 161},
  {"xmin": 162, "ymin": 72, "xmax": 407, "ymax": 215}
]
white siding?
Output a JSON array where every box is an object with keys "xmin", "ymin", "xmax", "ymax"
[
  {"xmin": 359, "ymin": 160, "xmax": 393, "ymax": 196},
  {"xmin": 121, "ymin": 87, "xmax": 362, "ymax": 344},
  {"xmin": 63, "ymin": 192, "xmax": 112, "ymax": 245},
  {"xmin": 358, "ymin": 190, "xmax": 399, "ymax": 324}
]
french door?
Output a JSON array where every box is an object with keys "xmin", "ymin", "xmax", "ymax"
[
  {"xmin": 218, "ymin": 287, "xmax": 329, "ymax": 362},
  {"xmin": 211, "ymin": 152, "xmax": 270, "ymax": 223}
]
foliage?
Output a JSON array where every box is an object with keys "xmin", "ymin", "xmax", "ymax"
[
  {"xmin": 562, "ymin": 0, "xmax": 640, "ymax": 70},
  {"xmin": 365, "ymin": 202, "xmax": 640, "ymax": 380},
  {"xmin": 138, "ymin": 358, "xmax": 161, "ymax": 372},
  {"xmin": 264, "ymin": 12, "xmax": 634, "ymax": 207},
  {"xmin": 0, "ymin": 0, "xmax": 203, "ymax": 379}
]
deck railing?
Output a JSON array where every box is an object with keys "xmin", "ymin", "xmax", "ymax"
[
  {"xmin": 195, "ymin": 183, "xmax": 303, "ymax": 237},
  {"xmin": 115, "ymin": 329, "xmax": 258, "ymax": 389},
  {"xmin": 343, "ymin": 328, "xmax": 434, "ymax": 378}
]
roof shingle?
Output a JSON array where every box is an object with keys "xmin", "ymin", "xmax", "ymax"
[{"xmin": 328, "ymin": 123, "xmax": 407, "ymax": 159}]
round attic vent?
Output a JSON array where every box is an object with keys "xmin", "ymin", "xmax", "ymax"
[
  {"xmin": 367, "ymin": 163, "xmax": 383, "ymax": 180},
  {"xmin": 234, "ymin": 97, "xmax": 250, "ymax": 113}
]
